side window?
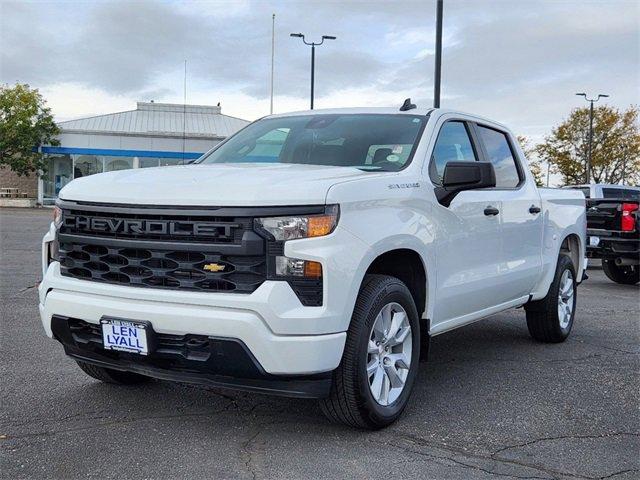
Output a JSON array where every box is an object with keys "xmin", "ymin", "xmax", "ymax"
[
  {"xmin": 603, "ymin": 188, "xmax": 639, "ymax": 200},
  {"xmin": 430, "ymin": 121, "xmax": 477, "ymax": 184},
  {"xmin": 476, "ymin": 126, "xmax": 521, "ymax": 188}
]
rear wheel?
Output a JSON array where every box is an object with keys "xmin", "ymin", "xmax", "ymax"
[
  {"xmin": 76, "ymin": 361, "xmax": 150, "ymax": 385},
  {"xmin": 525, "ymin": 254, "xmax": 576, "ymax": 343},
  {"xmin": 319, "ymin": 274, "xmax": 420, "ymax": 429},
  {"xmin": 602, "ymin": 260, "xmax": 639, "ymax": 285}
]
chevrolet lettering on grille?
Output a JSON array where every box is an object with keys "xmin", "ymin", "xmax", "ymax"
[{"xmin": 64, "ymin": 215, "xmax": 239, "ymax": 238}]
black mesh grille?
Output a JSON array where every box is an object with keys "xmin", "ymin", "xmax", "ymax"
[{"xmin": 59, "ymin": 242, "xmax": 266, "ymax": 293}]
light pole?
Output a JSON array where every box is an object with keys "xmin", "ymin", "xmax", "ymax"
[
  {"xmin": 433, "ymin": 0, "xmax": 443, "ymax": 108},
  {"xmin": 575, "ymin": 92, "xmax": 609, "ymax": 184},
  {"xmin": 290, "ymin": 33, "xmax": 336, "ymax": 109}
]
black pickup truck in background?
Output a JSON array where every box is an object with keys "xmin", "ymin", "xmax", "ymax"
[{"xmin": 586, "ymin": 197, "xmax": 639, "ymax": 285}]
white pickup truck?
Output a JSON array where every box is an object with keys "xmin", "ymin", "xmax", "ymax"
[{"xmin": 39, "ymin": 106, "xmax": 586, "ymax": 429}]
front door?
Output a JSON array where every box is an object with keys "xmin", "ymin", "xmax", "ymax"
[{"xmin": 427, "ymin": 119, "xmax": 506, "ymax": 329}]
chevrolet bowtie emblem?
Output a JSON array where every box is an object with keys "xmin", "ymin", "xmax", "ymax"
[{"xmin": 203, "ymin": 263, "xmax": 225, "ymax": 272}]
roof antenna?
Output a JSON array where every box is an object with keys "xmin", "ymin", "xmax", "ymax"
[{"xmin": 399, "ymin": 98, "xmax": 416, "ymax": 111}]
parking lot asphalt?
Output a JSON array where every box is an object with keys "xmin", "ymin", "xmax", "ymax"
[{"xmin": 1, "ymin": 207, "xmax": 638, "ymax": 480}]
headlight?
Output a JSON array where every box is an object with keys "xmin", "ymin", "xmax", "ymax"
[{"xmin": 255, "ymin": 204, "xmax": 339, "ymax": 241}]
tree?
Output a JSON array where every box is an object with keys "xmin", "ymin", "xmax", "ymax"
[
  {"xmin": 517, "ymin": 135, "xmax": 544, "ymax": 186},
  {"xmin": 536, "ymin": 105, "xmax": 640, "ymax": 186},
  {"xmin": 0, "ymin": 83, "xmax": 60, "ymax": 176}
]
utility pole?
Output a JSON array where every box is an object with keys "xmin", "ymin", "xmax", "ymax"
[
  {"xmin": 290, "ymin": 33, "xmax": 336, "ymax": 110},
  {"xmin": 311, "ymin": 43, "xmax": 315, "ymax": 109},
  {"xmin": 433, "ymin": 0, "xmax": 443, "ymax": 108},
  {"xmin": 621, "ymin": 146, "xmax": 627, "ymax": 185},
  {"xmin": 270, "ymin": 14, "xmax": 275, "ymax": 114},
  {"xmin": 575, "ymin": 92, "xmax": 609, "ymax": 184},
  {"xmin": 182, "ymin": 60, "xmax": 187, "ymax": 161}
]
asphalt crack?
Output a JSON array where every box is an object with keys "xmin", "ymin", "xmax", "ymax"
[
  {"xmin": 378, "ymin": 436, "xmax": 554, "ymax": 480},
  {"xmin": 491, "ymin": 431, "xmax": 640, "ymax": 457},
  {"xmin": 242, "ymin": 428, "xmax": 263, "ymax": 480},
  {"xmin": 385, "ymin": 431, "xmax": 640, "ymax": 480}
]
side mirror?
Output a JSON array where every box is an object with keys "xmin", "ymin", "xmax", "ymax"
[{"xmin": 435, "ymin": 161, "xmax": 496, "ymax": 207}]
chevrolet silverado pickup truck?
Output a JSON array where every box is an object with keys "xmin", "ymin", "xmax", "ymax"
[
  {"xmin": 40, "ymin": 106, "xmax": 586, "ymax": 429},
  {"xmin": 566, "ymin": 184, "xmax": 640, "ymax": 284}
]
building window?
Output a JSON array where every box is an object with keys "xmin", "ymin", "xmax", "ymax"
[
  {"xmin": 42, "ymin": 154, "xmax": 72, "ymax": 202},
  {"xmin": 104, "ymin": 156, "xmax": 134, "ymax": 171},
  {"xmin": 140, "ymin": 157, "xmax": 160, "ymax": 168},
  {"xmin": 41, "ymin": 152, "xmax": 198, "ymax": 203},
  {"xmin": 74, "ymin": 155, "xmax": 103, "ymax": 178}
]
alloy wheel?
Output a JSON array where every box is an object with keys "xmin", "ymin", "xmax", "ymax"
[
  {"xmin": 366, "ymin": 302, "xmax": 413, "ymax": 406},
  {"xmin": 557, "ymin": 269, "xmax": 574, "ymax": 329}
]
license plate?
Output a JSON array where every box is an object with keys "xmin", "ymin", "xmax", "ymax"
[
  {"xmin": 101, "ymin": 319, "xmax": 149, "ymax": 355},
  {"xmin": 589, "ymin": 236, "xmax": 600, "ymax": 247}
]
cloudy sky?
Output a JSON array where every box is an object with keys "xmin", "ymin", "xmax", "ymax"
[{"xmin": 1, "ymin": 0, "xmax": 638, "ymax": 144}]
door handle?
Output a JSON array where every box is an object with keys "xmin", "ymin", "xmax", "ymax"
[
  {"xmin": 529, "ymin": 205, "xmax": 541, "ymax": 214},
  {"xmin": 484, "ymin": 206, "xmax": 500, "ymax": 216}
]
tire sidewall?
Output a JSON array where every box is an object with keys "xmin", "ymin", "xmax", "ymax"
[{"xmin": 355, "ymin": 280, "xmax": 421, "ymax": 425}]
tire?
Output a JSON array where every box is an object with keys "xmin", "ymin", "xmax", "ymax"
[
  {"xmin": 602, "ymin": 260, "xmax": 639, "ymax": 285},
  {"xmin": 76, "ymin": 361, "xmax": 150, "ymax": 385},
  {"xmin": 319, "ymin": 274, "xmax": 421, "ymax": 429},
  {"xmin": 525, "ymin": 254, "xmax": 577, "ymax": 343}
]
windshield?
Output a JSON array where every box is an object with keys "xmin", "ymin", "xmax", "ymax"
[{"xmin": 199, "ymin": 114, "xmax": 427, "ymax": 171}]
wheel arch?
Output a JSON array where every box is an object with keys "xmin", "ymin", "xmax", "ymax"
[
  {"xmin": 364, "ymin": 248, "xmax": 428, "ymax": 320},
  {"xmin": 560, "ymin": 233, "xmax": 581, "ymax": 273}
]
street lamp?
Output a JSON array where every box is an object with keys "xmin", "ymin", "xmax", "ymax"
[
  {"xmin": 433, "ymin": 0, "xmax": 443, "ymax": 108},
  {"xmin": 576, "ymin": 92, "xmax": 609, "ymax": 184},
  {"xmin": 290, "ymin": 33, "xmax": 336, "ymax": 109}
]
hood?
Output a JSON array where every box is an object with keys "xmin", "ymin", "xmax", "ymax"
[{"xmin": 59, "ymin": 163, "xmax": 376, "ymax": 206}]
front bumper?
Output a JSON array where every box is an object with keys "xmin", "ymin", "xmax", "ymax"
[
  {"xmin": 39, "ymin": 265, "xmax": 346, "ymax": 376},
  {"xmin": 52, "ymin": 315, "xmax": 332, "ymax": 398}
]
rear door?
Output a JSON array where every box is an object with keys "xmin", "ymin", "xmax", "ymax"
[
  {"xmin": 472, "ymin": 123, "xmax": 543, "ymax": 302},
  {"xmin": 428, "ymin": 118, "xmax": 506, "ymax": 327}
]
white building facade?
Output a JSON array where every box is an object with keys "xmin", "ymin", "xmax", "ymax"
[{"xmin": 40, "ymin": 102, "xmax": 249, "ymax": 204}]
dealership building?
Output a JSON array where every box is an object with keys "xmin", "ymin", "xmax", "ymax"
[{"xmin": 0, "ymin": 101, "xmax": 249, "ymax": 205}]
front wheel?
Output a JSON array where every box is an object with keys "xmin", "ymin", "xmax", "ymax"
[
  {"xmin": 319, "ymin": 274, "xmax": 421, "ymax": 429},
  {"xmin": 602, "ymin": 260, "xmax": 639, "ymax": 285},
  {"xmin": 525, "ymin": 254, "xmax": 577, "ymax": 343}
]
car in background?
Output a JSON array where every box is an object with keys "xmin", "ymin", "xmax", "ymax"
[
  {"xmin": 565, "ymin": 183, "xmax": 640, "ymax": 200},
  {"xmin": 565, "ymin": 184, "xmax": 640, "ymax": 285}
]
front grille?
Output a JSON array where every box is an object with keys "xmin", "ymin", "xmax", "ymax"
[
  {"xmin": 56, "ymin": 201, "xmax": 323, "ymax": 304},
  {"xmin": 59, "ymin": 242, "xmax": 266, "ymax": 293},
  {"xmin": 58, "ymin": 203, "xmax": 267, "ymax": 294}
]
